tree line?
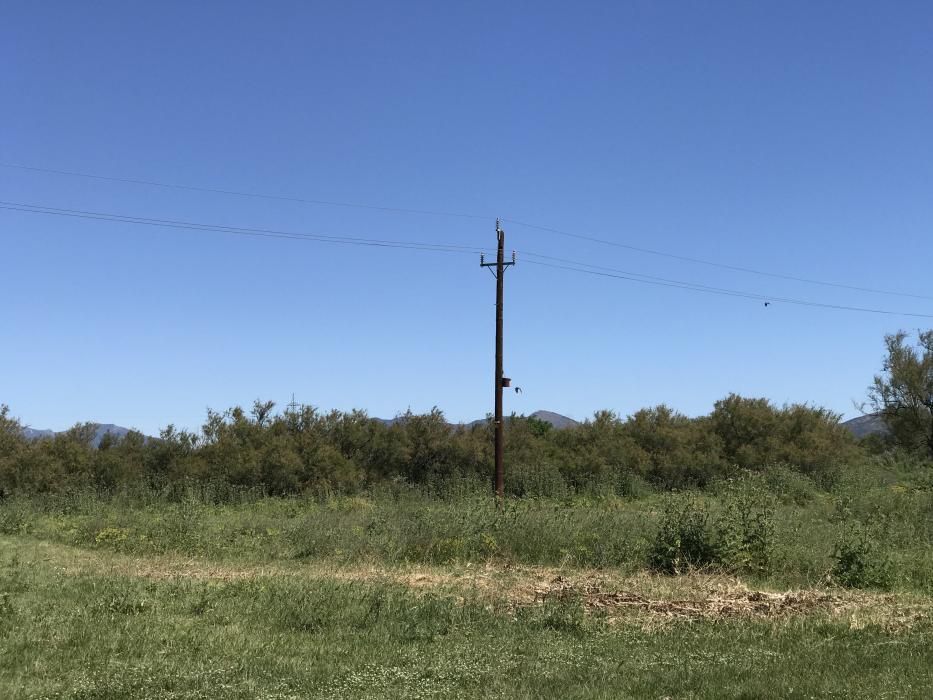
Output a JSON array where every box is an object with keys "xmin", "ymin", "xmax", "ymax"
[
  {"xmin": 0, "ymin": 396, "xmax": 861, "ymax": 497},
  {"xmin": 1, "ymin": 330, "xmax": 930, "ymax": 498}
]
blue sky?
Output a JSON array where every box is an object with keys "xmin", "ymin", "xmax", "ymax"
[{"xmin": 2, "ymin": 1, "xmax": 932, "ymax": 435}]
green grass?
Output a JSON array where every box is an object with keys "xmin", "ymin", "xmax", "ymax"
[
  {"xmin": 1, "ymin": 537, "xmax": 931, "ymax": 699},
  {"xmin": 2, "ymin": 475, "xmax": 931, "ymax": 591},
  {"xmin": 2, "ymin": 476, "xmax": 932, "ymax": 698}
]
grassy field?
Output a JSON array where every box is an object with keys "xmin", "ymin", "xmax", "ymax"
[{"xmin": 2, "ymin": 475, "xmax": 932, "ymax": 698}]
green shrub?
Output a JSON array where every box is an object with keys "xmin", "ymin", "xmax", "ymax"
[
  {"xmin": 0, "ymin": 498, "xmax": 32, "ymax": 535},
  {"xmin": 507, "ymin": 461, "xmax": 570, "ymax": 499},
  {"xmin": 648, "ymin": 496, "xmax": 717, "ymax": 574},
  {"xmin": 716, "ymin": 484, "xmax": 775, "ymax": 574},
  {"xmin": 831, "ymin": 524, "xmax": 893, "ymax": 590},
  {"xmin": 615, "ymin": 472, "xmax": 653, "ymax": 499},
  {"xmin": 760, "ymin": 464, "xmax": 818, "ymax": 505}
]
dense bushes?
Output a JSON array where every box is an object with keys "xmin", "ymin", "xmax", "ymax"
[
  {"xmin": 831, "ymin": 524, "xmax": 893, "ymax": 589},
  {"xmin": 3, "ymin": 455, "xmax": 931, "ymax": 591},
  {"xmin": 1, "ymin": 395, "xmax": 863, "ymax": 498},
  {"xmin": 709, "ymin": 394, "xmax": 858, "ymax": 481},
  {"xmin": 648, "ymin": 497, "xmax": 718, "ymax": 574},
  {"xmin": 648, "ymin": 486, "xmax": 776, "ymax": 575}
]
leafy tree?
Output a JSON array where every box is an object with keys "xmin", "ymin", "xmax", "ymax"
[
  {"xmin": 622, "ymin": 406, "xmax": 724, "ymax": 487},
  {"xmin": 709, "ymin": 394, "xmax": 854, "ymax": 482},
  {"xmin": 774, "ymin": 403, "xmax": 856, "ymax": 480},
  {"xmin": 392, "ymin": 407, "xmax": 458, "ymax": 483},
  {"xmin": 526, "ymin": 415, "xmax": 552, "ymax": 438},
  {"xmin": 868, "ymin": 330, "xmax": 933, "ymax": 458},
  {"xmin": 0, "ymin": 405, "xmax": 26, "ymax": 495},
  {"xmin": 144, "ymin": 425, "xmax": 200, "ymax": 484},
  {"xmin": 251, "ymin": 400, "xmax": 276, "ymax": 427},
  {"xmin": 0, "ymin": 405, "xmax": 24, "ymax": 453},
  {"xmin": 709, "ymin": 395, "xmax": 779, "ymax": 467},
  {"xmin": 551, "ymin": 410, "xmax": 630, "ymax": 490}
]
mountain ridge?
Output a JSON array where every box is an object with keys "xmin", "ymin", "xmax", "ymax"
[
  {"xmin": 20, "ymin": 410, "xmax": 581, "ymax": 446},
  {"xmin": 21, "ymin": 412, "xmax": 884, "ymax": 444},
  {"xmin": 840, "ymin": 413, "xmax": 890, "ymax": 439},
  {"xmin": 374, "ymin": 410, "xmax": 579, "ymax": 429},
  {"xmin": 21, "ymin": 423, "xmax": 139, "ymax": 448}
]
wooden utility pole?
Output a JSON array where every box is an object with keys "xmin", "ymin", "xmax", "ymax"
[{"xmin": 480, "ymin": 220, "xmax": 515, "ymax": 504}]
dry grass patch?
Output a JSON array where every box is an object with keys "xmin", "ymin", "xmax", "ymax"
[
  {"xmin": 528, "ymin": 571, "xmax": 931, "ymax": 631},
  {"xmin": 6, "ymin": 536, "xmax": 929, "ymax": 630}
]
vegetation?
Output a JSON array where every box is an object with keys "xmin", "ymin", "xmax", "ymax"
[
  {"xmin": 0, "ymin": 392, "xmax": 862, "ymax": 499},
  {"xmin": 2, "ymin": 456, "xmax": 931, "ymax": 590},
  {"xmin": 868, "ymin": 329, "xmax": 933, "ymax": 458},
  {"xmin": 3, "ymin": 534, "xmax": 931, "ymax": 700},
  {"xmin": 2, "ymin": 331, "xmax": 933, "ymax": 697},
  {"xmin": 6, "ymin": 329, "xmax": 927, "ymax": 501},
  {"xmin": 1, "ymin": 469, "xmax": 932, "ymax": 698}
]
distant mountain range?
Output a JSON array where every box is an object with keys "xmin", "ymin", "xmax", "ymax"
[
  {"xmin": 21, "ymin": 412, "xmax": 884, "ymax": 446},
  {"xmin": 21, "ymin": 427, "xmax": 55, "ymax": 441},
  {"xmin": 21, "ymin": 423, "xmax": 138, "ymax": 448},
  {"xmin": 525, "ymin": 410, "xmax": 580, "ymax": 429},
  {"xmin": 374, "ymin": 410, "xmax": 580, "ymax": 430},
  {"xmin": 840, "ymin": 413, "xmax": 890, "ymax": 439},
  {"xmin": 20, "ymin": 411, "xmax": 581, "ymax": 447}
]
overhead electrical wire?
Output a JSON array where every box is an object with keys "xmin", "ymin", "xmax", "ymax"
[
  {"xmin": 0, "ymin": 201, "xmax": 490, "ymax": 256},
  {"xmin": 0, "ymin": 162, "xmax": 488, "ymax": 221},
  {"xmin": 3, "ymin": 199, "xmax": 931, "ymax": 319},
  {"xmin": 504, "ymin": 218, "xmax": 933, "ymax": 301},
  {"xmin": 522, "ymin": 258, "xmax": 933, "ymax": 319},
  {"xmin": 2, "ymin": 161, "xmax": 930, "ymax": 301}
]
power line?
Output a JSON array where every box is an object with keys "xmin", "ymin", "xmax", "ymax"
[
  {"xmin": 0, "ymin": 162, "xmax": 489, "ymax": 222},
  {"xmin": 0, "ymin": 201, "xmax": 491, "ymax": 255},
  {"xmin": 3, "ymin": 198, "xmax": 930, "ymax": 318},
  {"xmin": 504, "ymin": 217, "xmax": 933, "ymax": 301},
  {"xmin": 521, "ymin": 250, "xmax": 787, "ymax": 294},
  {"xmin": 4, "ymin": 160, "xmax": 929, "ymax": 301},
  {"xmin": 521, "ymin": 249, "xmax": 841, "ymax": 297},
  {"xmin": 522, "ymin": 258, "xmax": 933, "ymax": 318}
]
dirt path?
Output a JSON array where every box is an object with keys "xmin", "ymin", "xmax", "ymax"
[{"xmin": 4, "ymin": 536, "xmax": 929, "ymax": 629}]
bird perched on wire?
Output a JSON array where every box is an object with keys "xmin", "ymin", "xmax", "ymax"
[
  {"xmin": 515, "ymin": 387, "xmax": 522, "ymax": 394},
  {"xmin": 764, "ymin": 302, "xmax": 770, "ymax": 307}
]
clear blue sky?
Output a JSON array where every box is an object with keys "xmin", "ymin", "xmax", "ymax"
[{"xmin": 3, "ymin": 1, "xmax": 932, "ymax": 435}]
